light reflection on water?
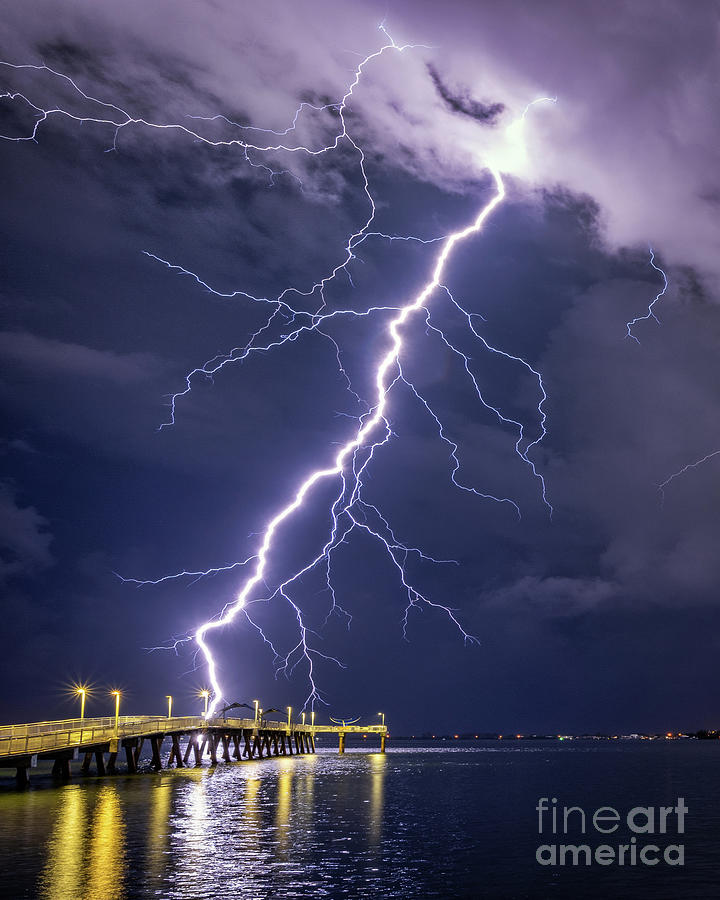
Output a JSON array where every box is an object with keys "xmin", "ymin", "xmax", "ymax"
[
  {"xmin": 38, "ymin": 783, "xmax": 126, "ymax": 899},
  {"xmin": 145, "ymin": 778, "xmax": 171, "ymax": 890},
  {"xmin": 1, "ymin": 743, "xmax": 719, "ymax": 899},
  {"xmin": 39, "ymin": 785, "xmax": 88, "ymax": 898}
]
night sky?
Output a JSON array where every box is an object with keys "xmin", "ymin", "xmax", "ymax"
[{"xmin": 2, "ymin": 0, "xmax": 719, "ymax": 735}]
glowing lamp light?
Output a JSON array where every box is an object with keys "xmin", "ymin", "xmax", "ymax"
[
  {"xmin": 110, "ymin": 690, "xmax": 121, "ymax": 731},
  {"xmin": 75, "ymin": 687, "xmax": 87, "ymax": 721},
  {"xmin": 199, "ymin": 690, "xmax": 210, "ymax": 718}
]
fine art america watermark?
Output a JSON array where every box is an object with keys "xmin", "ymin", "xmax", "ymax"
[{"xmin": 536, "ymin": 797, "xmax": 687, "ymax": 867}]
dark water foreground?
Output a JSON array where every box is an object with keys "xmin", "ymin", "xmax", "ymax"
[{"xmin": 0, "ymin": 741, "xmax": 718, "ymax": 898}]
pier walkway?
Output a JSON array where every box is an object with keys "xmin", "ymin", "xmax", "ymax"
[{"xmin": 0, "ymin": 715, "xmax": 388, "ymax": 784}]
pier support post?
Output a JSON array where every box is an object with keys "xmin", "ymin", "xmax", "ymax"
[
  {"xmin": 94, "ymin": 750, "xmax": 106, "ymax": 776},
  {"xmin": 380, "ymin": 733, "xmax": 386, "ymax": 754},
  {"xmin": 233, "ymin": 734, "xmax": 241, "ymax": 760},
  {"xmin": 15, "ymin": 766, "xmax": 30, "ymax": 787},
  {"xmin": 51, "ymin": 756, "xmax": 71, "ymax": 779},
  {"xmin": 169, "ymin": 735, "xmax": 184, "ymax": 768},
  {"xmin": 208, "ymin": 734, "xmax": 219, "ymax": 765},
  {"xmin": 81, "ymin": 752, "xmax": 92, "ymax": 774},
  {"xmin": 150, "ymin": 736, "xmax": 163, "ymax": 771},
  {"xmin": 221, "ymin": 735, "xmax": 231, "ymax": 763},
  {"xmin": 123, "ymin": 741, "xmax": 137, "ymax": 775},
  {"xmin": 338, "ymin": 732, "xmax": 345, "ymax": 754}
]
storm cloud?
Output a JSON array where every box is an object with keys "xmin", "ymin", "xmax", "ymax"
[
  {"xmin": 426, "ymin": 63, "xmax": 505, "ymax": 123},
  {"xmin": 1, "ymin": 0, "xmax": 719, "ymax": 732}
]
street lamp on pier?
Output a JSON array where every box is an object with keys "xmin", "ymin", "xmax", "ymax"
[
  {"xmin": 111, "ymin": 691, "xmax": 121, "ymax": 733},
  {"xmin": 76, "ymin": 687, "xmax": 87, "ymax": 722},
  {"xmin": 199, "ymin": 690, "xmax": 210, "ymax": 718}
]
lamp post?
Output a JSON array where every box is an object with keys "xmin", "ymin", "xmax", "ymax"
[
  {"xmin": 166, "ymin": 695, "xmax": 173, "ymax": 719},
  {"xmin": 253, "ymin": 699, "xmax": 259, "ymax": 726},
  {"xmin": 259, "ymin": 708, "xmax": 263, "ymax": 727},
  {"xmin": 287, "ymin": 706, "xmax": 292, "ymax": 730},
  {"xmin": 301, "ymin": 712, "xmax": 306, "ymax": 727},
  {"xmin": 200, "ymin": 690, "xmax": 210, "ymax": 718},
  {"xmin": 311, "ymin": 710, "xmax": 316, "ymax": 733},
  {"xmin": 76, "ymin": 687, "xmax": 86, "ymax": 722},
  {"xmin": 378, "ymin": 712, "xmax": 385, "ymax": 727},
  {"xmin": 111, "ymin": 691, "xmax": 121, "ymax": 733}
]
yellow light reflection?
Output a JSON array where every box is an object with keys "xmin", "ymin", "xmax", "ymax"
[
  {"xmin": 240, "ymin": 772, "xmax": 263, "ymax": 871},
  {"xmin": 39, "ymin": 787, "xmax": 88, "ymax": 899},
  {"xmin": 244, "ymin": 774, "xmax": 261, "ymax": 836},
  {"xmin": 368, "ymin": 752, "xmax": 387, "ymax": 847},
  {"xmin": 85, "ymin": 785, "xmax": 126, "ymax": 899},
  {"xmin": 146, "ymin": 781, "xmax": 172, "ymax": 889},
  {"xmin": 275, "ymin": 757, "xmax": 294, "ymax": 856}
]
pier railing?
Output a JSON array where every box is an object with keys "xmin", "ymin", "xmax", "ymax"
[{"xmin": 0, "ymin": 715, "xmax": 386, "ymax": 759}]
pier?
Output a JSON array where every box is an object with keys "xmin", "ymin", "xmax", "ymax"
[{"xmin": 0, "ymin": 714, "xmax": 388, "ymax": 784}]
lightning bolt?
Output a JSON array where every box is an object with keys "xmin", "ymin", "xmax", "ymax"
[
  {"xmin": 626, "ymin": 247, "xmax": 668, "ymax": 343},
  {"xmin": 659, "ymin": 448, "xmax": 720, "ymax": 503},
  {"xmin": 1, "ymin": 25, "xmax": 555, "ymax": 715},
  {"xmin": 623, "ymin": 251, "xmax": 719, "ymax": 506}
]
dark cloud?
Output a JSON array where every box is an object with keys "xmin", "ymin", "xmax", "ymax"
[
  {"xmin": 36, "ymin": 39, "xmax": 105, "ymax": 78},
  {"xmin": 426, "ymin": 63, "xmax": 505, "ymax": 124},
  {"xmin": 0, "ymin": 331, "xmax": 160, "ymax": 383},
  {"xmin": 0, "ymin": 481, "xmax": 54, "ymax": 582}
]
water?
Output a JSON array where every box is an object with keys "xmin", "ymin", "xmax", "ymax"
[{"xmin": 1, "ymin": 741, "xmax": 717, "ymax": 898}]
